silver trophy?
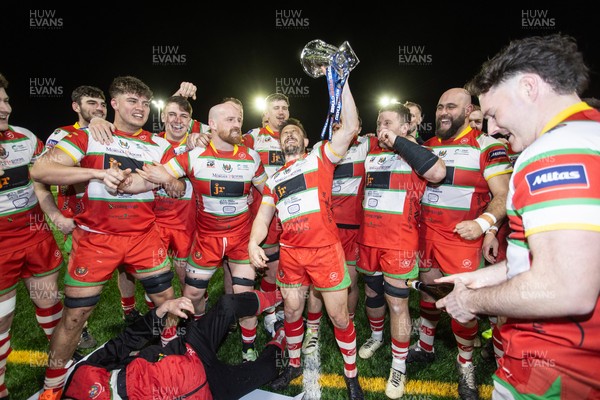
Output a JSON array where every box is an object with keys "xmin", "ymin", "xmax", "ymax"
[{"xmin": 300, "ymin": 39, "xmax": 360, "ymax": 78}]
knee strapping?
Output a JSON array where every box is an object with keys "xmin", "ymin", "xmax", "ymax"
[
  {"xmin": 363, "ymin": 274, "xmax": 385, "ymax": 308},
  {"xmin": 266, "ymin": 251, "xmax": 280, "ymax": 263},
  {"xmin": 232, "ymin": 277, "xmax": 256, "ymax": 287},
  {"xmin": 384, "ymin": 281, "xmax": 410, "ymax": 298},
  {"xmin": 140, "ymin": 270, "xmax": 174, "ymax": 294},
  {"xmin": 0, "ymin": 296, "xmax": 16, "ymax": 318},
  {"xmin": 184, "ymin": 276, "xmax": 210, "ymax": 289},
  {"xmin": 64, "ymin": 294, "xmax": 101, "ymax": 308}
]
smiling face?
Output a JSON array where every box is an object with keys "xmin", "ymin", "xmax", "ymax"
[
  {"xmin": 209, "ymin": 103, "xmax": 243, "ymax": 147},
  {"xmin": 468, "ymin": 109, "xmax": 484, "ymax": 131},
  {"xmin": 435, "ymin": 88, "xmax": 472, "ymax": 140},
  {"xmin": 74, "ymin": 96, "xmax": 107, "ymax": 125},
  {"xmin": 479, "ymin": 76, "xmax": 537, "ymax": 153},
  {"xmin": 162, "ymin": 102, "xmax": 191, "ymax": 141},
  {"xmin": 280, "ymin": 123, "xmax": 306, "ymax": 156},
  {"xmin": 111, "ymin": 92, "xmax": 150, "ymax": 132}
]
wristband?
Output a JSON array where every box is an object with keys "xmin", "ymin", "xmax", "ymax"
[
  {"xmin": 486, "ymin": 226, "xmax": 499, "ymax": 235},
  {"xmin": 481, "ymin": 212, "xmax": 497, "ymax": 225},
  {"xmin": 474, "ymin": 218, "xmax": 491, "ymax": 233}
]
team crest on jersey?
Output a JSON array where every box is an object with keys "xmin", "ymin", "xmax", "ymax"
[
  {"xmin": 0, "ymin": 145, "xmax": 8, "ymax": 159},
  {"xmin": 526, "ymin": 164, "xmax": 589, "ymax": 195},
  {"xmin": 194, "ymin": 251, "xmax": 202, "ymax": 260},
  {"xmin": 75, "ymin": 266, "xmax": 88, "ymax": 277},
  {"xmin": 222, "ymin": 163, "xmax": 233, "ymax": 173},
  {"xmin": 118, "ymin": 139, "xmax": 130, "ymax": 149},
  {"xmin": 437, "ymin": 150, "xmax": 447, "ymax": 158},
  {"xmin": 377, "ymin": 157, "xmax": 387, "ymax": 165}
]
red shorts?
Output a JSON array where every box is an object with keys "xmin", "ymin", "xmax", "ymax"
[
  {"xmin": 65, "ymin": 226, "xmax": 168, "ymax": 286},
  {"xmin": 356, "ymin": 244, "xmax": 419, "ymax": 279},
  {"xmin": 188, "ymin": 233, "xmax": 250, "ymax": 270},
  {"xmin": 157, "ymin": 225, "xmax": 194, "ymax": 261},
  {"xmin": 419, "ymin": 239, "xmax": 483, "ymax": 275},
  {"xmin": 338, "ymin": 227, "xmax": 359, "ymax": 265},
  {"xmin": 0, "ymin": 235, "xmax": 63, "ymax": 295},
  {"xmin": 278, "ymin": 242, "xmax": 350, "ymax": 290}
]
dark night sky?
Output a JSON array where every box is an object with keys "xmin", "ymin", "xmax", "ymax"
[{"xmin": 4, "ymin": 5, "xmax": 599, "ymax": 144}]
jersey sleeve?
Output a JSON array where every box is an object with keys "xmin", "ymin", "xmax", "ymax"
[
  {"xmin": 261, "ymin": 183, "xmax": 276, "ymax": 207},
  {"xmin": 31, "ymin": 137, "xmax": 45, "ymax": 163},
  {"xmin": 479, "ymin": 135, "xmax": 513, "ymax": 180},
  {"xmin": 165, "ymin": 151, "xmax": 189, "ymax": 179},
  {"xmin": 251, "ymin": 150, "xmax": 268, "ymax": 186},
  {"xmin": 54, "ymin": 128, "xmax": 89, "ymax": 164}
]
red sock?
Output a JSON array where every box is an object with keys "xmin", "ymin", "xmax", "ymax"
[
  {"xmin": 121, "ymin": 296, "xmax": 136, "ymax": 314},
  {"xmin": 284, "ymin": 318, "xmax": 304, "ymax": 368},
  {"xmin": 306, "ymin": 311, "xmax": 322, "ymax": 332},
  {"xmin": 452, "ymin": 319, "xmax": 478, "ymax": 364},
  {"xmin": 253, "ymin": 289, "xmax": 282, "ymax": 315},
  {"xmin": 35, "ymin": 302, "xmax": 63, "ymax": 340},
  {"xmin": 144, "ymin": 293, "xmax": 156, "ymax": 310},
  {"xmin": 418, "ymin": 299, "xmax": 440, "ymax": 352},
  {"xmin": 334, "ymin": 321, "xmax": 357, "ymax": 377}
]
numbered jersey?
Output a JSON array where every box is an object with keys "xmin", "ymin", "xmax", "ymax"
[
  {"xmin": 497, "ymin": 104, "xmax": 600, "ymax": 398},
  {"xmin": 166, "ymin": 143, "xmax": 266, "ymax": 236},
  {"xmin": 154, "ymin": 132, "xmax": 195, "ymax": 233},
  {"xmin": 358, "ymin": 146, "xmax": 426, "ymax": 250},
  {"xmin": 263, "ymin": 143, "xmax": 339, "ymax": 248},
  {"xmin": 56, "ymin": 129, "xmax": 173, "ymax": 235},
  {"xmin": 0, "ymin": 126, "xmax": 53, "ymax": 250},
  {"xmin": 420, "ymin": 126, "xmax": 512, "ymax": 245}
]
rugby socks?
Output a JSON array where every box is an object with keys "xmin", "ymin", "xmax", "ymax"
[
  {"xmin": 121, "ymin": 296, "xmax": 136, "ymax": 315},
  {"xmin": 284, "ymin": 318, "xmax": 304, "ymax": 368},
  {"xmin": 391, "ymin": 338, "xmax": 409, "ymax": 373},
  {"xmin": 306, "ymin": 311, "xmax": 322, "ymax": 334},
  {"xmin": 241, "ymin": 324, "xmax": 257, "ymax": 351},
  {"xmin": 260, "ymin": 279, "xmax": 277, "ymax": 316},
  {"xmin": 366, "ymin": 314, "xmax": 385, "ymax": 341},
  {"xmin": 43, "ymin": 359, "xmax": 73, "ymax": 391},
  {"xmin": 418, "ymin": 299, "xmax": 440, "ymax": 352},
  {"xmin": 452, "ymin": 319, "xmax": 478, "ymax": 364},
  {"xmin": 492, "ymin": 324, "xmax": 504, "ymax": 363},
  {"xmin": 144, "ymin": 293, "xmax": 156, "ymax": 310},
  {"xmin": 35, "ymin": 302, "xmax": 63, "ymax": 340},
  {"xmin": 253, "ymin": 288, "xmax": 282, "ymax": 315},
  {"xmin": 0, "ymin": 330, "xmax": 11, "ymax": 397},
  {"xmin": 334, "ymin": 321, "xmax": 358, "ymax": 378}
]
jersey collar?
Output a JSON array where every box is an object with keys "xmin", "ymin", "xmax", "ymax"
[{"xmin": 540, "ymin": 101, "xmax": 594, "ymax": 136}]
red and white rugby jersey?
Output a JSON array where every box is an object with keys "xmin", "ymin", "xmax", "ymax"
[
  {"xmin": 496, "ymin": 103, "xmax": 600, "ymax": 399},
  {"xmin": 420, "ymin": 126, "xmax": 512, "ymax": 245},
  {"xmin": 154, "ymin": 132, "xmax": 195, "ymax": 233},
  {"xmin": 243, "ymin": 126, "xmax": 284, "ymax": 178},
  {"xmin": 166, "ymin": 142, "xmax": 266, "ymax": 236},
  {"xmin": 56, "ymin": 128, "xmax": 173, "ymax": 235},
  {"xmin": 46, "ymin": 122, "xmax": 84, "ymax": 218},
  {"xmin": 358, "ymin": 145, "xmax": 427, "ymax": 251},
  {"xmin": 263, "ymin": 143, "xmax": 340, "ymax": 248},
  {"xmin": 326, "ymin": 135, "xmax": 376, "ymax": 227},
  {"xmin": 0, "ymin": 126, "xmax": 53, "ymax": 249}
]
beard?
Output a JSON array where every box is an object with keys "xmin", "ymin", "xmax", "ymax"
[
  {"xmin": 81, "ymin": 109, "xmax": 106, "ymax": 125},
  {"xmin": 435, "ymin": 112, "xmax": 466, "ymax": 140},
  {"xmin": 220, "ymin": 128, "xmax": 242, "ymax": 145},
  {"xmin": 282, "ymin": 141, "xmax": 303, "ymax": 156}
]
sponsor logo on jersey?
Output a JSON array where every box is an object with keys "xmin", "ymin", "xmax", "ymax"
[
  {"xmin": 207, "ymin": 160, "xmax": 215, "ymax": 168},
  {"xmin": 0, "ymin": 145, "xmax": 8, "ymax": 159},
  {"xmin": 488, "ymin": 149, "xmax": 507, "ymax": 161},
  {"xmin": 46, "ymin": 139, "xmax": 59, "ymax": 149},
  {"xmin": 526, "ymin": 164, "xmax": 588, "ymax": 194}
]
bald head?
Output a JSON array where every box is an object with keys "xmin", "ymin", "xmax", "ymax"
[
  {"xmin": 435, "ymin": 88, "xmax": 473, "ymax": 140},
  {"xmin": 208, "ymin": 103, "xmax": 243, "ymax": 147}
]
